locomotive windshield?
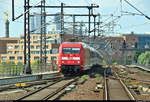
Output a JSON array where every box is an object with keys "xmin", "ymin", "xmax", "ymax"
[{"xmin": 62, "ymin": 47, "xmax": 80, "ymax": 54}]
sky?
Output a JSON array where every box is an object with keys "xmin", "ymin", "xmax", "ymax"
[{"xmin": 0, "ymin": 0, "xmax": 150, "ymax": 37}]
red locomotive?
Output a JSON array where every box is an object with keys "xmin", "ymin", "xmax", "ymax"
[{"xmin": 58, "ymin": 42, "xmax": 102, "ymax": 75}]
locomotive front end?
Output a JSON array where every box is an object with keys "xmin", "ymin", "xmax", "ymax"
[{"xmin": 58, "ymin": 43, "xmax": 83, "ymax": 75}]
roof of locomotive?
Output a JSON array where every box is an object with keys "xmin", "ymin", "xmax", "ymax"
[{"xmin": 61, "ymin": 42, "xmax": 103, "ymax": 58}]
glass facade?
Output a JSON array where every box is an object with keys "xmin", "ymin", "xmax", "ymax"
[
  {"xmin": 123, "ymin": 34, "xmax": 150, "ymax": 49},
  {"xmin": 54, "ymin": 13, "xmax": 61, "ymax": 31},
  {"xmin": 138, "ymin": 35, "xmax": 150, "ymax": 48},
  {"xmin": 30, "ymin": 13, "xmax": 46, "ymax": 34}
]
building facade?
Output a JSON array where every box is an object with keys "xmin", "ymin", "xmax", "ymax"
[
  {"xmin": 110, "ymin": 33, "xmax": 150, "ymax": 64},
  {"xmin": 0, "ymin": 38, "xmax": 19, "ymax": 54},
  {"xmin": 0, "ymin": 34, "xmax": 60, "ymax": 64},
  {"xmin": 0, "ymin": 33, "xmax": 74, "ymax": 64},
  {"xmin": 54, "ymin": 12, "xmax": 61, "ymax": 31}
]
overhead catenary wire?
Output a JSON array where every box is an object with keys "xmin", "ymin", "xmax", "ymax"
[
  {"xmin": 100, "ymin": 16, "xmax": 121, "ymax": 28},
  {"xmin": 117, "ymin": 22, "xmax": 150, "ymax": 30},
  {"xmin": 13, "ymin": 0, "xmax": 44, "ymax": 20},
  {"xmin": 123, "ymin": 0, "xmax": 150, "ymax": 20}
]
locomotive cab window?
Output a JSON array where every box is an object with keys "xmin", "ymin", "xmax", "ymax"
[{"xmin": 62, "ymin": 47, "xmax": 80, "ymax": 54}]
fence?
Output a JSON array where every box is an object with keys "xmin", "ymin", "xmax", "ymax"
[
  {"xmin": 0, "ymin": 65, "xmax": 23, "ymax": 77},
  {"xmin": 0, "ymin": 63, "xmax": 58, "ymax": 77}
]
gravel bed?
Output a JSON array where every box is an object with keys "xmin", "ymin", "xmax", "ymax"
[
  {"xmin": 135, "ymin": 95, "xmax": 150, "ymax": 100},
  {"xmin": 0, "ymin": 84, "xmax": 49, "ymax": 100},
  {"xmin": 112, "ymin": 65, "xmax": 150, "ymax": 100},
  {"xmin": 0, "ymin": 87, "xmax": 35, "ymax": 100},
  {"xmin": 60, "ymin": 78, "xmax": 103, "ymax": 100}
]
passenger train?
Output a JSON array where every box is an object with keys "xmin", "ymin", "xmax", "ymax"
[{"xmin": 58, "ymin": 42, "xmax": 103, "ymax": 75}]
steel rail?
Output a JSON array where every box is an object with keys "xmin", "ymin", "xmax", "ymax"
[
  {"xmin": 119, "ymin": 79, "xmax": 135, "ymax": 100},
  {"xmin": 127, "ymin": 65, "xmax": 150, "ymax": 72},
  {"xmin": 113, "ymin": 71, "xmax": 135, "ymax": 100},
  {"xmin": 104, "ymin": 69, "xmax": 108, "ymax": 100},
  {"xmin": 43, "ymin": 77, "xmax": 79, "ymax": 100},
  {"xmin": 17, "ymin": 77, "xmax": 78, "ymax": 100},
  {"xmin": 104, "ymin": 69, "xmax": 135, "ymax": 100},
  {"xmin": 17, "ymin": 77, "xmax": 65, "ymax": 100}
]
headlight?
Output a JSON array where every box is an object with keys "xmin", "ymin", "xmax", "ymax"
[
  {"xmin": 62, "ymin": 57, "xmax": 68, "ymax": 60},
  {"xmin": 77, "ymin": 61, "xmax": 80, "ymax": 63},
  {"xmin": 72, "ymin": 57, "xmax": 80, "ymax": 60}
]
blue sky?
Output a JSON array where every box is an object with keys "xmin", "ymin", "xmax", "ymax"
[{"xmin": 0, "ymin": 0, "xmax": 150, "ymax": 37}]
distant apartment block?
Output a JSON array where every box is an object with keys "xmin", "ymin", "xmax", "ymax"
[{"xmin": 0, "ymin": 33, "xmax": 73, "ymax": 64}]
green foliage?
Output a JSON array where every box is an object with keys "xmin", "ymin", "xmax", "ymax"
[
  {"xmin": 138, "ymin": 51, "xmax": 150, "ymax": 65},
  {"xmin": 17, "ymin": 62, "xmax": 23, "ymax": 66},
  {"xmin": 32, "ymin": 60, "xmax": 40, "ymax": 66},
  {"xmin": 112, "ymin": 61, "xmax": 118, "ymax": 65},
  {"xmin": 31, "ymin": 60, "xmax": 40, "ymax": 68},
  {"xmin": 80, "ymin": 75, "xmax": 89, "ymax": 80},
  {"xmin": 124, "ymin": 78, "xmax": 131, "ymax": 84}
]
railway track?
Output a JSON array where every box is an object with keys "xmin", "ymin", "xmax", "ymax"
[
  {"xmin": 0, "ymin": 73, "xmax": 63, "ymax": 92},
  {"xmin": 104, "ymin": 69, "xmax": 135, "ymax": 100},
  {"xmin": 17, "ymin": 77, "xmax": 78, "ymax": 100}
]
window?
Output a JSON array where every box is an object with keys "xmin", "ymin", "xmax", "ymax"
[
  {"xmin": 20, "ymin": 40, "xmax": 24, "ymax": 43},
  {"xmin": 17, "ymin": 56, "xmax": 22, "ymax": 60},
  {"xmin": 15, "ymin": 45, "xmax": 20, "ymax": 49},
  {"xmin": 36, "ymin": 45, "xmax": 40, "ymax": 49},
  {"xmin": 51, "ymin": 56, "xmax": 57, "ymax": 60},
  {"xmin": 46, "ymin": 51, "xmax": 51, "ymax": 54},
  {"xmin": 31, "ymin": 51, "xmax": 40, "ymax": 54},
  {"xmin": 8, "ymin": 51, "xmax": 13, "ymax": 54},
  {"xmin": 36, "ymin": 51, "xmax": 40, "ymax": 54},
  {"xmin": 33, "ymin": 36, "xmax": 36, "ymax": 40},
  {"xmin": 62, "ymin": 47, "xmax": 80, "ymax": 54},
  {"xmin": 2, "ymin": 56, "xmax": 7, "ymax": 61},
  {"xmin": 51, "ymin": 48, "xmax": 58, "ymax": 54},
  {"xmin": 31, "ymin": 45, "xmax": 34, "ymax": 49},
  {"xmin": 7, "ymin": 45, "xmax": 13, "ymax": 49},
  {"xmin": 9, "ymin": 56, "xmax": 15, "ymax": 60},
  {"xmin": 15, "ymin": 51, "xmax": 19, "ymax": 54}
]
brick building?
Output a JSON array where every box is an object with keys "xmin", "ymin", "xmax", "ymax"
[{"xmin": 0, "ymin": 38, "xmax": 19, "ymax": 54}]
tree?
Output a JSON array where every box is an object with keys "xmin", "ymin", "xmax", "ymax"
[{"xmin": 138, "ymin": 51, "xmax": 150, "ymax": 65}]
